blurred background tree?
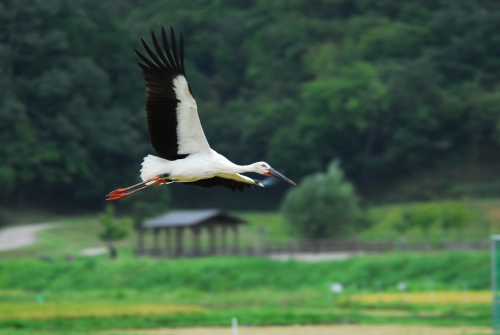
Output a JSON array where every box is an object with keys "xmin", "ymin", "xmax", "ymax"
[
  {"xmin": 281, "ymin": 161, "xmax": 366, "ymax": 239},
  {"xmin": 98, "ymin": 205, "xmax": 131, "ymax": 258}
]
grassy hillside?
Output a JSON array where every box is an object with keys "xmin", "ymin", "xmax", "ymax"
[{"xmin": 362, "ymin": 198, "xmax": 500, "ymax": 241}]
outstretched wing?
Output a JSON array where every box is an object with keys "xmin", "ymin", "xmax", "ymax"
[
  {"xmin": 135, "ymin": 27, "xmax": 211, "ymax": 161},
  {"xmin": 182, "ymin": 173, "xmax": 263, "ymax": 193}
]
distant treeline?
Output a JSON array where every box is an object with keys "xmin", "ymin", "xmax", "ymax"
[{"xmin": 2, "ymin": 0, "xmax": 500, "ymax": 210}]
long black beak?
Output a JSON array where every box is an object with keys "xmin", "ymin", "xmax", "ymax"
[{"xmin": 268, "ymin": 168, "xmax": 296, "ymax": 185}]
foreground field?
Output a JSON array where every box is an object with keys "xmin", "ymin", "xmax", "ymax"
[
  {"xmin": 0, "ymin": 325, "xmax": 493, "ymax": 335},
  {"xmin": 0, "ymin": 290, "xmax": 491, "ymax": 329},
  {"xmin": 349, "ymin": 291, "xmax": 491, "ymax": 304},
  {"xmin": 0, "ymin": 251, "xmax": 493, "ymax": 331},
  {"xmin": 105, "ymin": 325, "xmax": 493, "ymax": 335},
  {"xmin": 0, "ymin": 252, "xmax": 491, "ymax": 334},
  {"xmin": 0, "ymin": 302, "xmax": 204, "ymax": 320}
]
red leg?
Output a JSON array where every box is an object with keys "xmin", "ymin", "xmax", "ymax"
[
  {"xmin": 107, "ymin": 175, "xmax": 161, "ymax": 197},
  {"xmin": 106, "ymin": 176, "xmax": 166, "ymax": 201}
]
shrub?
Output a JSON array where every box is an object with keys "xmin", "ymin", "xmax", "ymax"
[
  {"xmin": 99, "ymin": 205, "xmax": 132, "ymax": 259},
  {"xmin": 407, "ymin": 203, "xmax": 441, "ymax": 239},
  {"xmin": 441, "ymin": 199, "xmax": 469, "ymax": 232},
  {"xmin": 281, "ymin": 161, "xmax": 365, "ymax": 239}
]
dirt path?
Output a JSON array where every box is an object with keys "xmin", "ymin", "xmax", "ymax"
[
  {"xmin": 122, "ymin": 325, "xmax": 490, "ymax": 335},
  {"xmin": 0, "ymin": 223, "xmax": 56, "ymax": 252},
  {"xmin": 268, "ymin": 252, "xmax": 360, "ymax": 262}
]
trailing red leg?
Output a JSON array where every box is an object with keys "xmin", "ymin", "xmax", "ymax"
[{"xmin": 106, "ymin": 175, "xmax": 167, "ymax": 201}]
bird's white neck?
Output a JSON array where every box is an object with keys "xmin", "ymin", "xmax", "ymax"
[{"xmin": 232, "ymin": 164, "xmax": 257, "ymax": 174}]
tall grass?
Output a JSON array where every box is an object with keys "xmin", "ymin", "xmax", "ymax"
[
  {"xmin": 0, "ymin": 252, "xmax": 489, "ymax": 292},
  {"xmin": 0, "ymin": 302, "xmax": 204, "ymax": 320},
  {"xmin": 348, "ymin": 291, "xmax": 491, "ymax": 305},
  {"xmin": 0, "ymin": 305, "xmax": 492, "ymax": 330}
]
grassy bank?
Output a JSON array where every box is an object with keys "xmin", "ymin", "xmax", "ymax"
[{"xmin": 0, "ymin": 252, "xmax": 490, "ymax": 292}]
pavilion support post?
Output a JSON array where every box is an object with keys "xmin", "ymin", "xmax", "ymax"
[
  {"xmin": 153, "ymin": 228, "xmax": 160, "ymax": 256},
  {"xmin": 165, "ymin": 228, "xmax": 172, "ymax": 257},
  {"xmin": 192, "ymin": 227, "xmax": 200, "ymax": 257},
  {"xmin": 221, "ymin": 224, "xmax": 227, "ymax": 255},
  {"xmin": 208, "ymin": 226, "xmax": 216, "ymax": 255},
  {"xmin": 136, "ymin": 228, "xmax": 144, "ymax": 255},
  {"xmin": 232, "ymin": 225, "xmax": 239, "ymax": 255},
  {"xmin": 175, "ymin": 227, "xmax": 184, "ymax": 257}
]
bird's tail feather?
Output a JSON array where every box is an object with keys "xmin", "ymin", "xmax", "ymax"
[{"xmin": 140, "ymin": 154, "xmax": 170, "ymax": 182}]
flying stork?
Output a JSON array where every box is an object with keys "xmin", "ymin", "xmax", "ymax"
[{"xmin": 106, "ymin": 27, "xmax": 295, "ymax": 201}]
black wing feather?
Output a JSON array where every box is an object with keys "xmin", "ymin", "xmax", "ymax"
[
  {"xmin": 161, "ymin": 27, "xmax": 177, "ymax": 70},
  {"xmin": 135, "ymin": 49, "xmax": 160, "ymax": 70},
  {"xmin": 180, "ymin": 34, "xmax": 185, "ymax": 75},
  {"xmin": 182, "ymin": 177, "xmax": 256, "ymax": 193},
  {"xmin": 170, "ymin": 27, "xmax": 180, "ymax": 69},
  {"xmin": 140, "ymin": 38, "xmax": 164, "ymax": 69},
  {"xmin": 136, "ymin": 26, "xmax": 189, "ymax": 160},
  {"xmin": 151, "ymin": 31, "xmax": 170, "ymax": 69}
]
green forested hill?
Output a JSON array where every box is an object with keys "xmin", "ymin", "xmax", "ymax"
[{"xmin": 2, "ymin": 0, "xmax": 500, "ymax": 211}]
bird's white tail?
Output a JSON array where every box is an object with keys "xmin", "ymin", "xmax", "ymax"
[{"xmin": 140, "ymin": 155, "xmax": 170, "ymax": 181}]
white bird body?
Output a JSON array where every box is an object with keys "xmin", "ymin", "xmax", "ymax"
[
  {"xmin": 141, "ymin": 151, "xmax": 261, "ymax": 185},
  {"xmin": 106, "ymin": 27, "xmax": 294, "ymax": 200}
]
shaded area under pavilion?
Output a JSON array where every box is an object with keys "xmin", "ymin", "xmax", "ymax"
[{"xmin": 136, "ymin": 209, "xmax": 247, "ymax": 257}]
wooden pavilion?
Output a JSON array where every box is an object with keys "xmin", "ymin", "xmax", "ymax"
[{"xmin": 135, "ymin": 209, "xmax": 247, "ymax": 258}]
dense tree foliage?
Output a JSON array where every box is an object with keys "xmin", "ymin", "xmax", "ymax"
[
  {"xmin": 2, "ymin": 0, "xmax": 500, "ymax": 210},
  {"xmin": 281, "ymin": 161, "xmax": 364, "ymax": 239},
  {"xmin": 0, "ymin": 0, "xmax": 147, "ymax": 209}
]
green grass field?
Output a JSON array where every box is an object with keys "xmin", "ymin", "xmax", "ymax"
[
  {"xmin": 0, "ymin": 252, "xmax": 493, "ymax": 332},
  {"xmin": 0, "ymin": 200, "xmax": 498, "ymax": 333},
  {"xmin": 0, "ymin": 287, "xmax": 493, "ymax": 331}
]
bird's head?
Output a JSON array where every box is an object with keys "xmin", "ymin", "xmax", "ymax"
[{"xmin": 252, "ymin": 162, "xmax": 296, "ymax": 185}]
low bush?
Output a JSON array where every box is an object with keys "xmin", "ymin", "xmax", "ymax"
[{"xmin": 281, "ymin": 161, "xmax": 366, "ymax": 239}]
